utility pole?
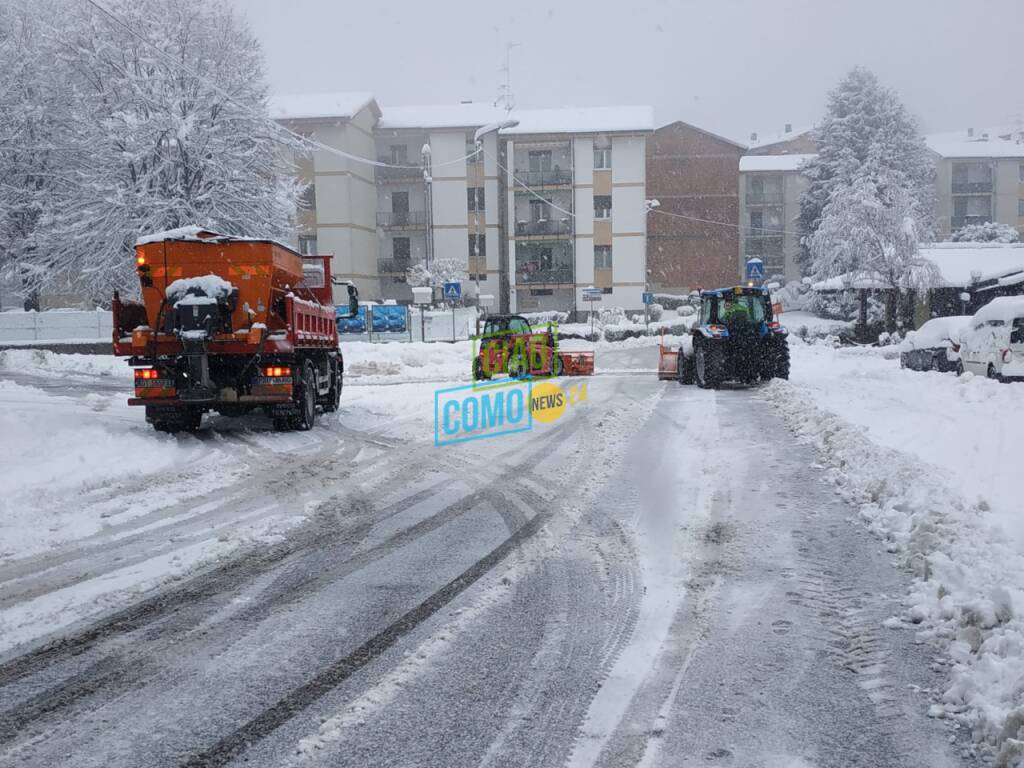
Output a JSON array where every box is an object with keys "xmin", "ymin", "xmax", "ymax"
[
  {"xmin": 422, "ymin": 143, "xmax": 433, "ymax": 268},
  {"xmin": 495, "ymin": 43, "xmax": 520, "ymax": 113}
]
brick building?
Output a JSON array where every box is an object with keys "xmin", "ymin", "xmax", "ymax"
[{"xmin": 646, "ymin": 121, "xmax": 745, "ymax": 293}]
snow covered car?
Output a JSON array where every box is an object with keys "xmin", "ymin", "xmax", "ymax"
[
  {"xmin": 898, "ymin": 316, "xmax": 971, "ymax": 372},
  {"xmin": 957, "ymin": 297, "xmax": 1024, "ymax": 381}
]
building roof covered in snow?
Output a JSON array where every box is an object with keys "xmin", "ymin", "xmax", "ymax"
[
  {"xmin": 502, "ymin": 106, "xmax": 654, "ymax": 136},
  {"xmin": 269, "ymin": 92, "xmax": 380, "ymax": 121},
  {"xmin": 921, "ymin": 243, "xmax": 1024, "ymax": 287},
  {"xmin": 739, "ymin": 154, "xmax": 815, "ymax": 173},
  {"xmin": 745, "ymin": 125, "xmax": 815, "ymax": 151},
  {"xmin": 926, "ymin": 133, "xmax": 1024, "ymax": 159},
  {"xmin": 377, "ymin": 103, "xmax": 508, "ymax": 131}
]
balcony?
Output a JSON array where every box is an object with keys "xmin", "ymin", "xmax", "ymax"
[
  {"xmin": 377, "ymin": 258, "xmax": 416, "ymax": 275},
  {"xmin": 515, "ymin": 219, "xmax": 572, "ymax": 237},
  {"xmin": 516, "ymin": 267, "xmax": 574, "ymax": 285},
  {"xmin": 952, "ymin": 182, "xmax": 993, "ymax": 195},
  {"xmin": 377, "ymin": 211, "xmax": 427, "ymax": 228},
  {"xmin": 951, "ymin": 215, "xmax": 992, "ymax": 230},
  {"xmin": 746, "ymin": 192, "xmax": 784, "ymax": 205},
  {"xmin": 376, "ymin": 162, "xmax": 423, "ymax": 183},
  {"xmin": 514, "ymin": 169, "xmax": 573, "ymax": 187}
]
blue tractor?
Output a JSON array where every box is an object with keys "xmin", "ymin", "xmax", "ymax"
[{"xmin": 678, "ymin": 285, "xmax": 789, "ymax": 388}]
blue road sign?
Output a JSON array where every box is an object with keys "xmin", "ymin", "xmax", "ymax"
[
  {"xmin": 745, "ymin": 258, "xmax": 765, "ymax": 282},
  {"xmin": 443, "ymin": 281, "xmax": 462, "ymax": 301},
  {"xmin": 642, "ymin": 291, "xmax": 654, "ymax": 305}
]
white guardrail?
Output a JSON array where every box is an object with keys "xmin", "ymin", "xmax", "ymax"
[{"xmin": 0, "ymin": 310, "xmax": 113, "ymax": 343}]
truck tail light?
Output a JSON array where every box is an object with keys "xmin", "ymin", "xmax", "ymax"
[
  {"xmin": 135, "ymin": 368, "xmax": 159, "ymax": 380},
  {"xmin": 264, "ymin": 366, "xmax": 292, "ymax": 377}
]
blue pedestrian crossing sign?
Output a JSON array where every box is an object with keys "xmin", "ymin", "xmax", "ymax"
[
  {"xmin": 745, "ymin": 258, "xmax": 765, "ymax": 283},
  {"xmin": 443, "ymin": 282, "xmax": 462, "ymax": 301},
  {"xmin": 642, "ymin": 292, "xmax": 654, "ymax": 305}
]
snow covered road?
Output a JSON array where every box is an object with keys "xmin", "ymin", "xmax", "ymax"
[{"xmin": 0, "ymin": 344, "xmax": 990, "ymax": 766}]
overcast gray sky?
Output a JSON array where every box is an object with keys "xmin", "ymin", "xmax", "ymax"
[{"xmin": 233, "ymin": 0, "xmax": 1023, "ymax": 142}]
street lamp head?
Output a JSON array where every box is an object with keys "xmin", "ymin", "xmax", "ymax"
[{"xmin": 474, "ymin": 119, "xmax": 520, "ymax": 144}]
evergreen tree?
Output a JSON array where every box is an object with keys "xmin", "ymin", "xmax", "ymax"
[{"xmin": 799, "ymin": 68, "xmax": 935, "ymax": 273}]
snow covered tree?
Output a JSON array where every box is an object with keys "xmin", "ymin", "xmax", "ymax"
[
  {"xmin": 810, "ymin": 173, "xmax": 937, "ymax": 330},
  {"xmin": 5, "ymin": 0, "xmax": 302, "ymax": 304},
  {"xmin": 799, "ymin": 68, "xmax": 935, "ymax": 274},
  {"xmin": 406, "ymin": 258, "xmax": 468, "ymax": 289},
  {"xmin": 950, "ymin": 221, "xmax": 1019, "ymax": 243},
  {"xmin": 0, "ymin": 0, "xmax": 77, "ymax": 305}
]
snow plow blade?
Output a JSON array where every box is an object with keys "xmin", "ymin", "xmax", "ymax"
[
  {"xmin": 658, "ymin": 333, "xmax": 679, "ymax": 380},
  {"xmin": 559, "ymin": 351, "xmax": 594, "ymax": 376}
]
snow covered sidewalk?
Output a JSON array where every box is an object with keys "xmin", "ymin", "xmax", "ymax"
[{"xmin": 768, "ymin": 341, "xmax": 1024, "ymax": 763}]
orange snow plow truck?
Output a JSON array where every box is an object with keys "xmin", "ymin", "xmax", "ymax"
[{"xmin": 112, "ymin": 227, "xmax": 358, "ymax": 433}]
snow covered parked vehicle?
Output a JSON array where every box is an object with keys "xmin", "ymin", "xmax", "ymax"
[
  {"xmin": 956, "ymin": 297, "xmax": 1024, "ymax": 381},
  {"xmin": 899, "ymin": 316, "xmax": 970, "ymax": 372}
]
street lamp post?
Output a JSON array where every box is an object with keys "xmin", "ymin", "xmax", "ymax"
[
  {"xmin": 472, "ymin": 119, "xmax": 519, "ymax": 303},
  {"xmin": 422, "ymin": 143, "xmax": 433, "ymax": 270},
  {"xmin": 644, "ymin": 199, "xmax": 660, "ymax": 330}
]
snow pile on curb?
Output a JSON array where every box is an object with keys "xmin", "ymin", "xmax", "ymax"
[
  {"xmin": 0, "ymin": 348, "xmax": 130, "ymax": 379},
  {"xmin": 764, "ymin": 377, "xmax": 1024, "ymax": 764}
]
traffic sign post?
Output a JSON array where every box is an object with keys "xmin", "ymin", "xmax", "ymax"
[
  {"xmin": 582, "ymin": 287, "xmax": 602, "ymax": 336},
  {"xmin": 745, "ymin": 258, "xmax": 765, "ymax": 285},
  {"xmin": 443, "ymin": 282, "xmax": 462, "ymax": 341},
  {"xmin": 642, "ymin": 291, "xmax": 653, "ymax": 331}
]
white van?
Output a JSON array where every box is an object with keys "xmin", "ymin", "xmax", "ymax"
[{"xmin": 957, "ymin": 296, "xmax": 1024, "ymax": 381}]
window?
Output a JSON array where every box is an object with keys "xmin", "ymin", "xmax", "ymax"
[
  {"xmin": 601, "ymin": 287, "xmax": 613, "ymax": 294},
  {"xmin": 594, "ymin": 144, "xmax": 612, "ymax": 169},
  {"xmin": 538, "ymin": 246, "xmax": 553, "ymax": 269},
  {"xmin": 953, "ymin": 196, "xmax": 991, "ymax": 218},
  {"xmin": 594, "ymin": 196, "xmax": 612, "ymax": 219},
  {"xmin": 391, "ymin": 191, "xmax": 409, "ymax": 213},
  {"xmin": 530, "ymin": 289, "xmax": 553, "ymax": 297},
  {"xmin": 466, "ymin": 138, "xmax": 482, "ymax": 163},
  {"xmin": 389, "ymin": 145, "xmax": 408, "ymax": 165},
  {"xmin": 1019, "ymin": 199, "xmax": 1024, "ymax": 217},
  {"xmin": 298, "ymin": 235, "xmax": 318, "ymax": 255},
  {"xmin": 1011, "ymin": 318, "xmax": 1024, "ymax": 345},
  {"xmin": 1020, "ymin": 163, "xmax": 1024, "ymax": 184},
  {"xmin": 530, "ymin": 198, "xmax": 550, "ymax": 221},
  {"xmin": 749, "ymin": 211, "xmax": 763, "ymax": 230},
  {"xmin": 467, "ymin": 187, "xmax": 485, "ymax": 211},
  {"xmin": 746, "ymin": 174, "xmax": 783, "ymax": 203},
  {"xmin": 392, "ymin": 237, "xmax": 411, "ymax": 260},
  {"xmin": 510, "ymin": 317, "xmax": 532, "ymax": 333},
  {"xmin": 952, "ymin": 162, "xmax": 992, "ymax": 190},
  {"xmin": 594, "ymin": 246, "xmax": 612, "ymax": 269},
  {"xmin": 528, "ymin": 150, "xmax": 552, "ymax": 172},
  {"xmin": 299, "ymin": 184, "xmax": 316, "ymax": 210},
  {"xmin": 468, "ymin": 234, "xmax": 486, "ymax": 258}
]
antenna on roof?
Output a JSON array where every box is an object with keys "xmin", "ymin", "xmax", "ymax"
[{"xmin": 495, "ymin": 42, "xmax": 520, "ymax": 113}]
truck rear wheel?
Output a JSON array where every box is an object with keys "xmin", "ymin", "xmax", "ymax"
[
  {"xmin": 292, "ymin": 362, "xmax": 318, "ymax": 430},
  {"xmin": 323, "ymin": 359, "xmax": 341, "ymax": 413}
]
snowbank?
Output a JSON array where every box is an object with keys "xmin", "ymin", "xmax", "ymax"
[
  {"xmin": 769, "ymin": 341, "xmax": 1024, "ymax": 762},
  {"xmin": 0, "ymin": 348, "xmax": 130, "ymax": 379}
]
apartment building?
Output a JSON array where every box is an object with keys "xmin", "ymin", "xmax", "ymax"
[
  {"xmin": 503, "ymin": 107, "xmax": 653, "ymax": 314},
  {"xmin": 270, "ymin": 93, "xmax": 381, "ymax": 303},
  {"xmin": 372, "ymin": 104, "xmax": 506, "ymax": 302},
  {"xmin": 738, "ymin": 126, "xmax": 815, "ymax": 283},
  {"xmin": 927, "ymin": 130, "xmax": 1024, "ymax": 238},
  {"xmin": 273, "ymin": 94, "xmax": 652, "ymax": 312},
  {"xmin": 645, "ymin": 121, "xmax": 745, "ymax": 293}
]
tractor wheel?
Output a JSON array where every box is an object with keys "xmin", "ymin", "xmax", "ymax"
[
  {"xmin": 772, "ymin": 341, "xmax": 791, "ymax": 380},
  {"xmin": 323, "ymin": 359, "xmax": 342, "ymax": 413},
  {"xmin": 473, "ymin": 358, "xmax": 490, "ymax": 382},
  {"xmin": 507, "ymin": 354, "xmax": 527, "ymax": 379},
  {"xmin": 291, "ymin": 362, "xmax": 318, "ymax": 431},
  {"xmin": 695, "ymin": 343, "xmax": 725, "ymax": 389},
  {"xmin": 678, "ymin": 352, "xmax": 695, "ymax": 385},
  {"xmin": 956, "ymin": 360, "xmax": 965, "ymax": 377},
  {"xmin": 551, "ymin": 354, "xmax": 564, "ymax": 378}
]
